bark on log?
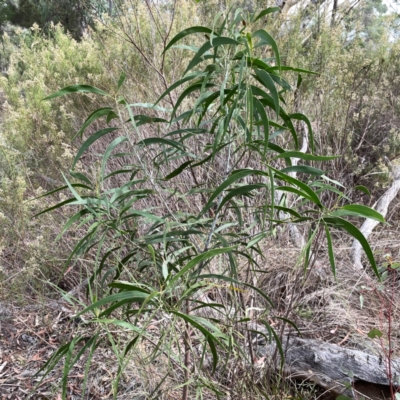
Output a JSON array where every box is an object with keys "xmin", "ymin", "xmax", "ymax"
[{"xmin": 252, "ymin": 331, "xmax": 399, "ymax": 398}]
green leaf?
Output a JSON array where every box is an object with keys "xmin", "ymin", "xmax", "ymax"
[
  {"xmin": 75, "ymin": 108, "xmax": 116, "ymax": 139},
  {"xmin": 133, "ymin": 115, "xmax": 168, "ymax": 126},
  {"xmin": 354, "ymin": 185, "xmax": 371, "ymax": 196},
  {"xmin": 155, "ymin": 72, "xmax": 206, "ymax": 105},
  {"xmin": 332, "ymin": 205, "xmax": 385, "ymax": 223},
  {"xmin": 76, "ymin": 291, "xmax": 150, "ymax": 317},
  {"xmin": 275, "ymin": 317, "xmax": 301, "ymax": 336},
  {"xmin": 200, "ymin": 169, "xmax": 260, "ymax": 216},
  {"xmin": 34, "ymin": 197, "xmax": 82, "ymax": 218},
  {"xmin": 184, "ymin": 37, "xmax": 239, "ymax": 75},
  {"xmin": 275, "ymin": 186, "xmax": 318, "ymax": 205},
  {"xmin": 275, "ymin": 152, "xmax": 340, "ymax": 161},
  {"xmin": 171, "ymin": 81, "xmax": 216, "ymax": 120},
  {"xmin": 254, "ymin": 7, "xmax": 280, "ymax": 22},
  {"xmin": 272, "ymin": 66, "xmax": 318, "ymax": 75},
  {"xmin": 35, "ymin": 336, "xmax": 90, "ymax": 382},
  {"xmin": 163, "ymin": 26, "xmax": 216, "ymax": 54},
  {"xmin": 198, "ymin": 274, "xmax": 274, "ymax": 307},
  {"xmin": 246, "ymin": 232, "xmax": 268, "ymax": 249},
  {"xmin": 69, "ymin": 171, "xmax": 93, "ymax": 186},
  {"xmin": 164, "ymin": 160, "xmax": 194, "ymax": 180},
  {"xmin": 123, "ymin": 336, "xmax": 139, "ymax": 356},
  {"xmin": 56, "ymin": 209, "xmax": 90, "ymax": 241},
  {"xmin": 253, "ymin": 30, "xmax": 281, "ymax": 71},
  {"xmin": 217, "ymin": 184, "xmax": 265, "ymax": 212},
  {"xmin": 128, "ymin": 102, "xmax": 172, "ymax": 112},
  {"xmin": 170, "ymin": 311, "xmax": 222, "ymax": 373},
  {"xmin": 108, "ymin": 281, "xmax": 152, "ymax": 293},
  {"xmin": 118, "ymin": 71, "xmax": 126, "ymax": 90},
  {"xmin": 124, "ymin": 210, "xmax": 165, "ymax": 222},
  {"xmin": 273, "ymin": 168, "xmax": 322, "ymax": 207},
  {"xmin": 31, "ymin": 182, "xmax": 93, "ymax": 202},
  {"xmin": 289, "ymin": 113, "xmax": 314, "ymax": 153},
  {"xmin": 101, "ymin": 137, "xmax": 128, "ymax": 181},
  {"xmin": 72, "ymin": 127, "xmax": 118, "ymax": 170},
  {"xmin": 281, "ymin": 165, "xmax": 324, "ymax": 176},
  {"xmin": 137, "ymin": 137, "xmax": 185, "ymax": 152},
  {"xmin": 254, "ymin": 69, "xmax": 279, "ymax": 117},
  {"xmin": 323, "ymin": 217, "xmax": 379, "ymax": 278},
  {"xmin": 367, "ymin": 328, "xmax": 383, "ymax": 339},
  {"xmin": 167, "ymin": 247, "xmax": 235, "ymax": 288},
  {"xmin": 324, "ymin": 223, "xmax": 336, "ymax": 278},
  {"xmin": 43, "ymin": 85, "xmax": 110, "ymax": 100}
]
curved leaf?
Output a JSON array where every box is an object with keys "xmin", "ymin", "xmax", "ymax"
[
  {"xmin": 43, "ymin": 84, "xmax": 110, "ymax": 100},
  {"xmin": 200, "ymin": 169, "xmax": 264, "ymax": 216},
  {"xmin": 323, "ymin": 217, "xmax": 379, "ymax": 277},
  {"xmin": 163, "ymin": 26, "xmax": 217, "ymax": 54},
  {"xmin": 170, "ymin": 311, "xmax": 223, "ymax": 373},
  {"xmin": 137, "ymin": 137, "xmax": 185, "ymax": 152},
  {"xmin": 164, "ymin": 160, "xmax": 194, "ymax": 181},
  {"xmin": 72, "ymin": 127, "xmax": 118, "ymax": 169},
  {"xmin": 323, "ymin": 223, "xmax": 336, "ymax": 278},
  {"xmin": 167, "ymin": 247, "xmax": 235, "ymax": 288},
  {"xmin": 184, "ymin": 37, "xmax": 240, "ymax": 75},
  {"xmin": 254, "ymin": 7, "xmax": 280, "ymax": 22},
  {"xmin": 254, "ymin": 69, "xmax": 279, "ymax": 117},
  {"xmin": 275, "ymin": 152, "xmax": 339, "ymax": 161},
  {"xmin": 217, "ymin": 184, "xmax": 265, "ymax": 212},
  {"xmin": 332, "ymin": 205, "xmax": 385, "ymax": 223},
  {"xmin": 155, "ymin": 72, "xmax": 206, "ymax": 106},
  {"xmin": 75, "ymin": 108, "xmax": 116, "ymax": 139},
  {"xmin": 289, "ymin": 113, "xmax": 314, "ymax": 153},
  {"xmin": 253, "ymin": 30, "xmax": 281, "ymax": 71},
  {"xmin": 273, "ymin": 169, "xmax": 322, "ymax": 207},
  {"xmin": 197, "ymin": 274, "xmax": 274, "ymax": 307},
  {"xmin": 354, "ymin": 185, "xmax": 371, "ymax": 196},
  {"xmin": 76, "ymin": 291, "xmax": 151, "ymax": 317},
  {"xmin": 259, "ymin": 319, "xmax": 284, "ymax": 369},
  {"xmin": 281, "ymin": 165, "xmax": 324, "ymax": 176},
  {"xmin": 101, "ymin": 137, "xmax": 128, "ymax": 180},
  {"xmin": 133, "ymin": 115, "xmax": 168, "ymax": 126}
]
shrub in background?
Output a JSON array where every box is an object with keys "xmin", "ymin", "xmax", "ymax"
[{"xmin": 0, "ymin": 1, "xmax": 212, "ymax": 300}]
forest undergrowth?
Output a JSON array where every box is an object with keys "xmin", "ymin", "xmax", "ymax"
[{"xmin": 0, "ymin": 1, "xmax": 400, "ymax": 399}]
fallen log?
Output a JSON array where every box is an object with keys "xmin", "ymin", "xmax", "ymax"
[{"xmin": 251, "ymin": 330, "xmax": 399, "ymax": 399}]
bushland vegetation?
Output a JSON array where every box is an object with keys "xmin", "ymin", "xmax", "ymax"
[{"xmin": 0, "ymin": 0, "xmax": 400, "ymax": 399}]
